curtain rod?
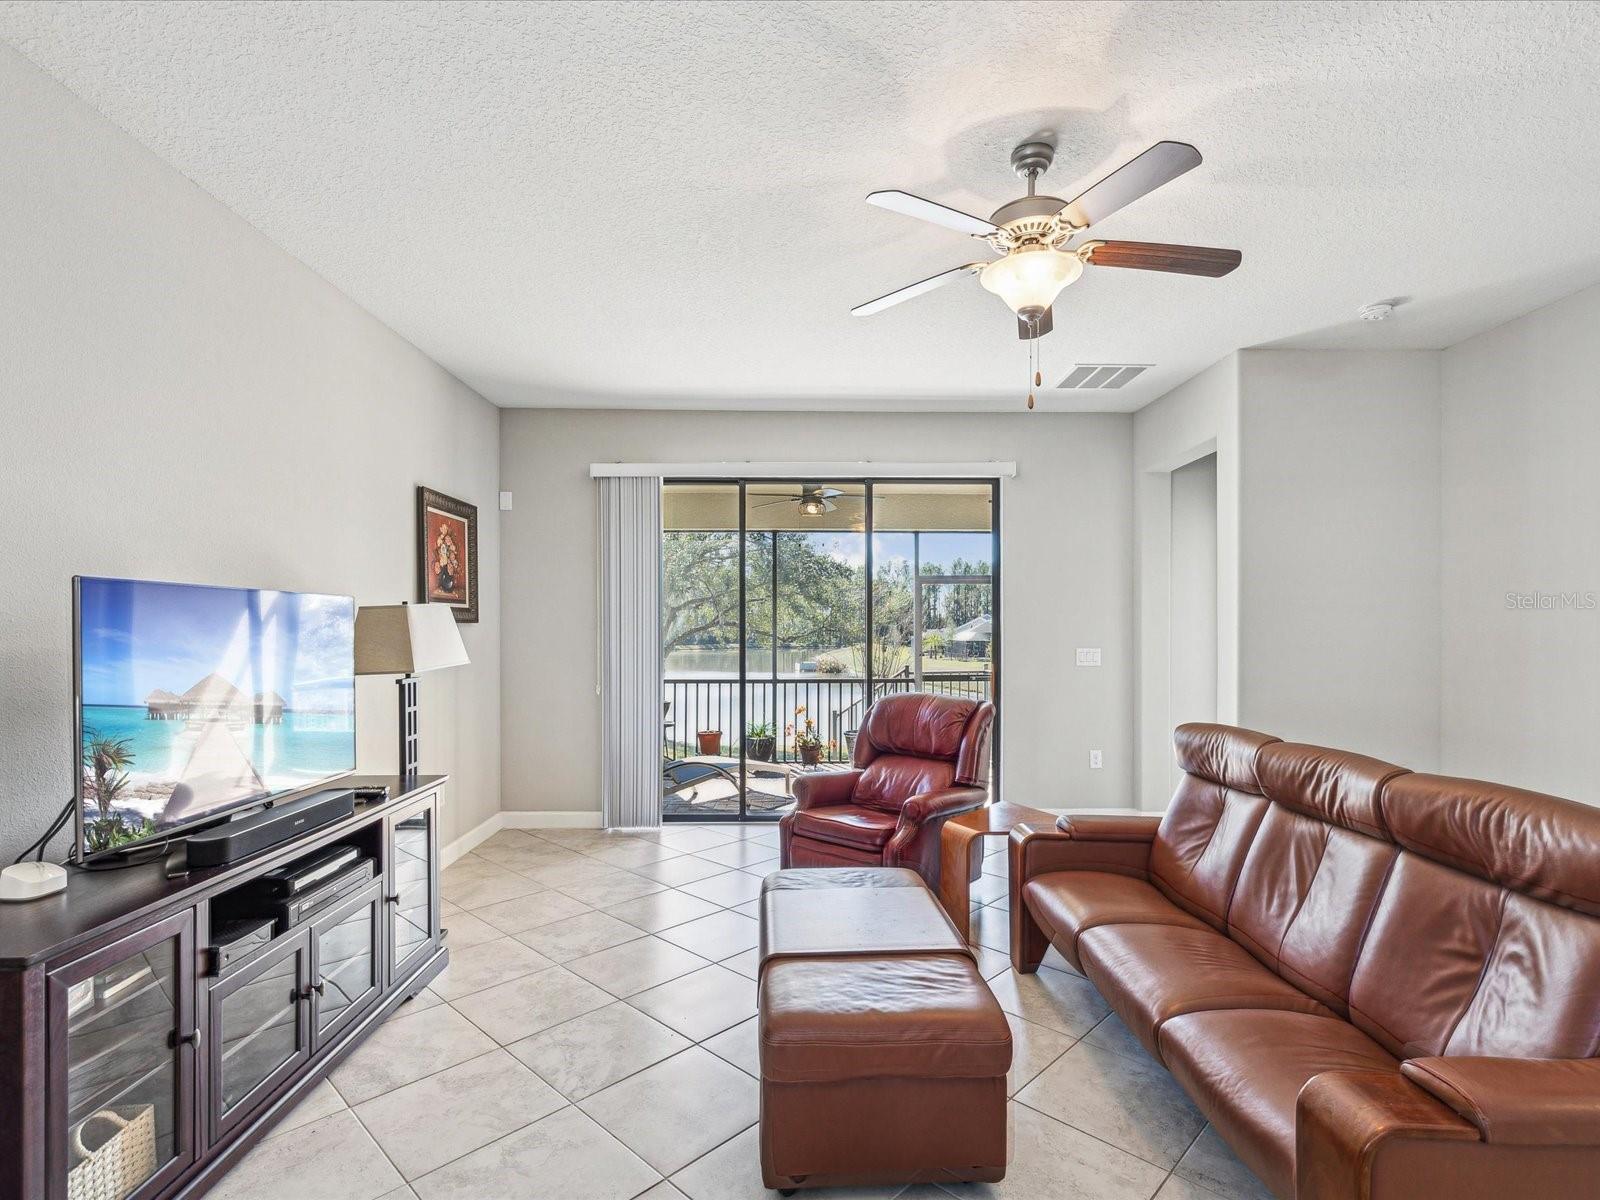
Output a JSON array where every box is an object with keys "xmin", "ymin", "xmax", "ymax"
[{"xmin": 589, "ymin": 461, "xmax": 1017, "ymax": 479}]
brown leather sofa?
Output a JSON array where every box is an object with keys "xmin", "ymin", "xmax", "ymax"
[
  {"xmin": 1011, "ymin": 723, "xmax": 1600, "ymax": 1200},
  {"xmin": 779, "ymin": 693, "xmax": 994, "ymax": 890}
]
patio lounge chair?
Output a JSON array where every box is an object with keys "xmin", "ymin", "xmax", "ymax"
[{"xmin": 662, "ymin": 756, "xmax": 740, "ymax": 804}]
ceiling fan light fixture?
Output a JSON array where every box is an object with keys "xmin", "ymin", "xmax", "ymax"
[{"xmin": 979, "ymin": 245, "xmax": 1083, "ymax": 316}]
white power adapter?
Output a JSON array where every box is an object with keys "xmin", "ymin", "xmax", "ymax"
[{"xmin": 0, "ymin": 861, "xmax": 68, "ymax": 902}]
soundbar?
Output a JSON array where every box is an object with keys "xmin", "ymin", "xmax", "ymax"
[{"xmin": 184, "ymin": 788, "xmax": 356, "ymax": 868}]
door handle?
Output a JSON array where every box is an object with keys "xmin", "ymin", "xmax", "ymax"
[
  {"xmin": 298, "ymin": 981, "xmax": 325, "ymax": 1001},
  {"xmin": 169, "ymin": 1028, "xmax": 203, "ymax": 1051},
  {"xmin": 385, "ymin": 893, "xmax": 401, "ymax": 904}
]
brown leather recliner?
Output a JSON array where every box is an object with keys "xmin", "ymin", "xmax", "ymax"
[
  {"xmin": 1011, "ymin": 723, "xmax": 1600, "ymax": 1200},
  {"xmin": 778, "ymin": 692, "xmax": 994, "ymax": 890}
]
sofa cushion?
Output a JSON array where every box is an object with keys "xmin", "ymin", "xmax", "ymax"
[
  {"xmin": 1226, "ymin": 802, "xmax": 1398, "ymax": 1015},
  {"xmin": 1158, "ymin": 1009, "xmax": 1399, "ymax": 1199},
  {"xmin": 760, "ymin": 953, "xmax": 1011, "ymax": 1083},
  {"xmin": 790, "ymin": 804, "xmax": 898, "ymax": 850},
  {"xmin": 1023, "ymin": 872, "xmax": 1208, "ymax": 971},
  {"xmin": 1077, "ymin": 924, "xmax": 1334, "ymax": 1059},
  {"xmin": 1148, "ymin": 724, "xmax": 1279, "ymax": 928}
]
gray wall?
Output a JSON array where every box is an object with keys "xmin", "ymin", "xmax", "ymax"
[
  {"xmin": 500, "ymin": 408, "xmax": 1136, "ymax": 817},
  {"xmin": 1169, "ymin": 454, "xmax": 1219, "ymax": 731},
  {"xmin": 1236, "ymin": 350, "xmax": 1442, "ymax": 767},
  {"xmin": 0, "ymin": 47, "xmax": 502, "ymax": 859},
  {"xmin": 1440, "ymin": 284, "xmax": 1600, "ymax": 802},
  {"xmin": 1133, "ymin": 356, "xmax": 1241, "ymax": 805}
]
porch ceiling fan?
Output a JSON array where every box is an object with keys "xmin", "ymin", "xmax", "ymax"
[
  {"xmin": 852, "ymin": 139, "xmax": 1241, "ymax": 341},
  {"xmin": 751, "ymin": 485, "xmax": 857, "ymax": 516}
]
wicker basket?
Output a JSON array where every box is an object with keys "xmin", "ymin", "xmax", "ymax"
[{"xmin": 67, "ymin": 1106, "xmax": 157, "ymax": 1200}]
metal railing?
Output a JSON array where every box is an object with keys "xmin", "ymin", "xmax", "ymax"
[{"xmin": 663, "ymin": 672, "xmax": 991, "ymax": 765}]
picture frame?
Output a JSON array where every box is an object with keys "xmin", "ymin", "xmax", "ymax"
[{"xmin": 416, "ymin": 486, "xmax": 479, "ymax": 623}]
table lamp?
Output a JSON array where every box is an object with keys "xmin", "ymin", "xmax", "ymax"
[{"xmin": 354, "ymin": 602, "xmax": 470, "ymax": 779}]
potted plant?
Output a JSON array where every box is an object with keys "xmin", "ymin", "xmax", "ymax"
[
  {"xmin": 696, "ymin": 729, "xmax": 722, "ymax": 755},
  {"xmin": 788, "ymin": 705, "xmax": 825, "ymax": 766},
  {"xmin": 743, "ymin": 721, "xmax": 775, "ymax": 762}
]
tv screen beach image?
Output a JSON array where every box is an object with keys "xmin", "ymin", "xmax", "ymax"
[{"xmin": 77, "ymin": 578, "xmax": 356, "ymax": 853}]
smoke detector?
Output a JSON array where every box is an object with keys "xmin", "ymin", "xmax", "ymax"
[{"xmin": 1357, "ymin": 302, "xmax": 1394, "ymax": 322}]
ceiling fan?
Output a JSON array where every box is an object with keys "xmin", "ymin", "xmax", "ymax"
[
  {"xmin": 852, "ymin": 139, "xmax": 1241, "ymax": 343},
  {"xmin": 752, "ymin": 485, "xmax": 855, "ymax": 516}
]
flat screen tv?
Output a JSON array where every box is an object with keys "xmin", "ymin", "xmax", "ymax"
[{"xmin": 73, "ymin": 576, "xmax": 356, "ymax": 861}]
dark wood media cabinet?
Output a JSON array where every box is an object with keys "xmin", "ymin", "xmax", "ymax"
[{"xmin": 0, "ymin": 774, "xmax": 451, "ymax": 1200}]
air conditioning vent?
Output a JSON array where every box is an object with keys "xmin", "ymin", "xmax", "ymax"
[{"xmin": 1057, "ymin": 364, "xmax": 1150, "ymax": 390}]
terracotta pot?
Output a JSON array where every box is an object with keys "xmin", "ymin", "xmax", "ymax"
[
  {"xmin": 799, "ymin": 744, "xmax": 823, "ymax": 766},
  {"xmin": 696, "ymin": 730, "xmax": 722, "ymax": 755}
]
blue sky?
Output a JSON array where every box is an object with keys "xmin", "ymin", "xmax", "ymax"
[
  {"xmin": 798, "ymin": 531, "xmax": 992, "ymax": 573},
  {"xmin": 79, "ymin": 578, "xmax": 354, "ymax": 708}
]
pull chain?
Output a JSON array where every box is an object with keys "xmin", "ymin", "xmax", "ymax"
[{"xmin": 1026, "ymin": 332, "xmax": 1040, "ymax": 410}]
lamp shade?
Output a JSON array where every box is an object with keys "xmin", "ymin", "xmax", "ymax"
[
  {"xmin": 979, "ymin": 245, "xmax": 1083, "ymax": 315},
  {"xmin": 354, "ymin": 603, "xmax": 470, "ymax": 676}
]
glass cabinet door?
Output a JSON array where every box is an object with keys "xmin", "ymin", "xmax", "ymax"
[
  {"xmin": 208, "ymin": 929, "xmax": 310, "ymax": 1141},
  {"xmin": 311, "ymin": 881, "xmax": 382, "ymax": 1047},
  {"xmin": 387, "ymin": 798, "xmax": 437, "ymax": 985},
  {"xmin": 50, "ymin": 911, "xmax": 196, "ymax": 1200}
]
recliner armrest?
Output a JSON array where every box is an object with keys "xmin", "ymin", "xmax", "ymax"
[
  {"xmin": 1401, "ymin": 1057, "xmax": 1600, "ymax": 1146},
  {"xmin": 1296, "ymin": 1069, "xmax": 1479, "ymax": 1200},
  {"xmin": 789, "ymin": 768, "xmax": 863, "ymax": 811},
  {"xmin": 896, "ymin": 785, "xmax": 987, "ymax": 827}
]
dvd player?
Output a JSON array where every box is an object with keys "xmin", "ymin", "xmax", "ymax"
[{"xmin": 184, "ymin": 787, "xmax": 356, "ymax": 868}]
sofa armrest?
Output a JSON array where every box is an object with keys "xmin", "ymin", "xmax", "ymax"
[
  {"xmin": 1296, "ymin": 1069, "xmax": 1479, "ymax": 1200},
  {"xmin": 1008, "ymin": 817, "xmax": 1159, "ymax": 888},
  {"xmin": 1401, "ymin": 1057, "xmax": 1600, "ymax": 1146},
  {"xmin": 789, "ymin": 768, "xmax": 863, "ymax": 811},
  {"xmin": 1057, "ymin": 813, "xmax": 1164, "ymax": 842},
  {"xmin": 1007, "ymin": 818, "xmax": 1161, "ymax": 974}
]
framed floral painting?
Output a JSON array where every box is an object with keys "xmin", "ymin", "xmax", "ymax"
[{"xmin": 416, "ymin": 486, "xmax": 478, "ymax": 622}]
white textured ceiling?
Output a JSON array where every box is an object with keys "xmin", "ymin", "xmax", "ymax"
[{"xmin": 4, "ymin": 1, "xmax": 1600, "ymax": 412}]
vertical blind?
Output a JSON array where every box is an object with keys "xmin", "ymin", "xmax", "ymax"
[{"xmin": 598, "ymin": 475, "xmax": 663, "ymax": 829}]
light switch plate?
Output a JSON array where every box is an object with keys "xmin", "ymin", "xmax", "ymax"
[
  {"xmin": 1076, "ymin": 648, "xmax": 1102, "ymax": 667},
  {"xmin": 498, "ymin": 491, "xmax": 513, "ymax": 511},
  {"xmin": 1089, "ymin": 750, "xmax": 1103, "ymax": 769}
]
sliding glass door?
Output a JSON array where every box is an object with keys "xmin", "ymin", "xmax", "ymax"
[{"xmin": 662, "ymin": 479, "xmax": 999, "ymax": 821}]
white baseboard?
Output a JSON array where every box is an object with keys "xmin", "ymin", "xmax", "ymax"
[
  {"xmin": 502, "ymin": 810, "xmax": 605, "ymax": 830},
  {"xmin": 441, "ymin": 809, "xmax": 606, "ymax": 867}
]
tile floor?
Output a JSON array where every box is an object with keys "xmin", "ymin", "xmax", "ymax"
[{"xmin": 210, "ymin": 824, "xmax": 1274, "ymax": 1200}]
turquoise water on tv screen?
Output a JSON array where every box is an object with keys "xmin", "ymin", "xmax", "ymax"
[{"xmin": 80, "ymin": 704, "xmax": 354, "ymax": 779}]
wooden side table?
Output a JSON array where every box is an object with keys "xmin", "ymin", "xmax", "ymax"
[{"xmin": 938, "ymin": 802, "xmax": 1056, "ymax": 939}]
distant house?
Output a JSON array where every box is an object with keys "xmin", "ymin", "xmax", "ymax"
[
  {"xmin": 949, "ymin": 615, "xmax": 991, "ymax": 660},
  {"xmin": 144, "ymin": 675, "xmax": 284, "ymax": 724},
  {"xmin": 144, "ymin": 688, "xmax": 182, "ymax": 720},
  {"xmin": 254, "ymin": 691, "xmax": 286, "ymax": 725}
]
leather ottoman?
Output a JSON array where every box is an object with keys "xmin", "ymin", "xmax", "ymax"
[{"xmin": 757, "ymin": 868, "xmax": 1011, "ymax": 1192}]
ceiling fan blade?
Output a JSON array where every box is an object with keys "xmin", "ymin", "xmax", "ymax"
[
  {"xmin": 851, "ymin": 263, "xmax": 984, "ymax": 316},
  {"xmin": 1059, "ymin": 141, "xmax": 1202, "ymax": 229},
  {"xmin": 820, "ymin": 499, "xmax": 838, "ymax": 513},
  {"xmin": 751, "ymin": 496, "xmax": 795, "ymax": 509},
  {"xmin": 867, "ymin": 190, "xmax": 998, "ymax": 237},
  {"xmin": 1017, "ymin": 306, "xmax": 1054, "ymax": 340},
  {"xmin": 1080, "ymin": 240, "xmax": 1241, "ymax": 277}
]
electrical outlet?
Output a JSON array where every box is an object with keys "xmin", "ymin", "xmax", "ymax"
[
  {"xmin": 498, "ymin": 491, "xmax": 514, "ymax": 511},
  {"xmin": 1076, "ymin": 648, "xmax": 1102, "ymax": 667},
  {"xmin": 1089, "ymin": 749, "xmax": 1103, "ymax": 769}
]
